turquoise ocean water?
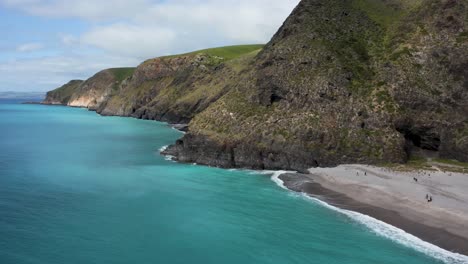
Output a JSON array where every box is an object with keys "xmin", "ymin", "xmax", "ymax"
[{"xmin": 0, "ymin": 100, "xmax": 465, "ymax": 264}]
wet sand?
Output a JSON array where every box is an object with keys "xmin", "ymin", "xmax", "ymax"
[{"xmin": 279, "ymin": 165, "xmax": 468, "ymax": 255}]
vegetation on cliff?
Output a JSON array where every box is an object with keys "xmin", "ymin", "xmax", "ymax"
[
  {"xmin": 44, "ymin": 45, "xmax": 264, "ymax": 123},
  {"xmin": 43, "ymin": 80, "xmax": 84, "ymax": 105},
  {"xmin": 97, "ymin": 45, "xmax": 263, "ymax": 123},
  {"xmin": 165, "ymin": 0, "xmax": 468, "ymax": 171},
  {"xmin": 44, "ymin": 0, "xmax": 467, "ymax": 171}
]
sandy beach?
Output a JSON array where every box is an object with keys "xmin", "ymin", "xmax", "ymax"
[{"xmin": 279, "ymin": 165, "xmax": 468, "ymax": 255}]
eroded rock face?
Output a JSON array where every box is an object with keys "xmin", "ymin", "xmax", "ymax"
[
  {"xmin": 165, "ymin": 0, "xmax": 468, "ymax": 170},
  {"xmin": 42, "ymin": 80, "xmax": 84, "ymax": 105},
  {"xmin": 42, "ymin": 68, "xmax": 135, "ymax": 110},
  {"xmin": 43, "ymin": 0, "xmax": 467, "ymax": 171},
  {"xmin": 43, "ymin": 47, "xmax": 262, "ymax": 125},
  {"xmin": 96, "ymin": 52, "xmax": 256, "ymax": 124},
  {"xmin": 67, "ymin": 70, "xmax": 117, "ymax": 110}
]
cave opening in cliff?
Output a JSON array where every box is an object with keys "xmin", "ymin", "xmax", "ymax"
[
  {"xmin": 397, "ymin": 126, "xmax": 441, "ymax": 158},
  {"xmin": 270, "ymin": 93, "xmax": 284, "ymax": 104}
]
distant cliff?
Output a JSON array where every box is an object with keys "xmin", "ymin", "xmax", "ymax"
[
  {"xmin": 68, "ymin": 68, "xmax": 135, "ymax": 110},
  {"xmin": 42, "ymin": 68, "xmax": 135, "ymax": 109},
  {"xmin": 43, "ymin": 80, "xmax": 84, "ymax": 105},
  {"xmin": 44, "ymin": 0, "xmax": 467, "ymax": 171},
  {"xmin": 43, "ymin": 45, "xmax": 263, "ymax": 124}
]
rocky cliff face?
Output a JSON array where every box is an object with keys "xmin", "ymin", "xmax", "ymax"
[
  {"xmin": 164, "ymin": 0, "xmax": 468, "ymax": 171},
  {"xmin": 43, "ymin": 80, "xmax": 84, "ymax": 105},
  {"xmin": 96, "ymin": 50, "xmax": 260, "ymax": 124},
  {"xmin": 43, "ymin": 45, "xmax": 263, "ymax": 124},
  {"xmin": 43, "ymin": 0, "xmax": 467, "ymax": 171},
  {"xmin": 67, "ymin": 68, "xmax": 135, "ymax": 110},
  {"xmin": 42, "ymin": 68, "xmax": 134, "ymax": 109}
]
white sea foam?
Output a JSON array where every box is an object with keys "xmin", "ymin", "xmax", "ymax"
[
  {"xmin": 158, "ymin": 145, "xmax": 176, "ymax": 161},
  {"xmin": 171, "ymin": 126, "xmax": 186, "ymax": 134},
  {"xmin": 267, "ymin": 170, "xmax": 290, "ymax": 190},
  {"xmin": 159, "ymin": 145, "xmax": 168, "ymax": 152},
  {"xmin": 165, "ymin": 155, "xmax": 175, "ymax": 161},
  {"xmin": 266, "ymin": 171, "xmax": 468, "ymax": 264}
]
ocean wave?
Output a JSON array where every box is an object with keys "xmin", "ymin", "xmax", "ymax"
[
  {"xmin": 265, "ymin": 170, "xmax": 290, "ymax": 190},
  {"xmin": 266, "ymin": 171, "xmax": 468, "ymax": 264}
]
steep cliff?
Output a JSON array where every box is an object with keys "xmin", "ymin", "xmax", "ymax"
[
  {"xmin": 43, "ymin": 45, "xmax": 264, "ymax": 124},
  {"xmin": 42, "ymin": 68, "xmax": 134, "ymax": 109},
  {"xmin": 97, "ymin": 46, "xmax": 263, "ymax": 123},
  {"xmin": 68, "ymin": 68, "xmax": 135, "ymax": 110},
  {"xmin": 43, "ymin": 80, "xmax": 84, "ymax": 105},
  {"xmin": 164, "ymin": 0, "xmax": 468, "ymax": 171},
  {"xmin": 43, "ymin": 0, "xmax": 467, "ymax": 171}
]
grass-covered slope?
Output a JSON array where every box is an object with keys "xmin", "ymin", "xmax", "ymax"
[
  {"xmin": 43, "ymin": 80, "xmax": 84, "ymax": 105},
  {"xmin": 97, "ymin": 45, "xmax": 264, "ymax": 123},
  {"xmin": 43, "ymin": 45, "xmax": 264, "ymax": 123},
  {"xmin": 165, "ymin": 0, "xmax": 468, "ymax": 171},
  {"xmin": 109, "ymin": 68, "xmax": 136, "ymax": 83},
  {"xmin": 162, "ymin": 45, "xmax": 264, "ymax": 61}
]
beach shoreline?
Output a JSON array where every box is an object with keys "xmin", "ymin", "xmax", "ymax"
[{"xmin": 278, "ymin": 165, "xmax": 468, "ymax": 257}]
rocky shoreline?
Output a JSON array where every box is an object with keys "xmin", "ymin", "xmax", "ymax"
[{"xmin": 161, "ymin": 134, "xmax": 319, "ymax": 173}]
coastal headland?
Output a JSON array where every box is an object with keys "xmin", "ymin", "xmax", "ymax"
[{"xmin": 40, "ymin": 0, "xmax": 468, "ymax": 258}]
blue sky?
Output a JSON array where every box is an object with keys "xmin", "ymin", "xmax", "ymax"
[{"xmin": 0, "ymin": 0, "xmax": 299, "ymax": 92}]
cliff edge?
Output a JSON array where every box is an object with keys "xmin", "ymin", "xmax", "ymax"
[{"xmin": 164, "ymin": 0, "xmax": 468, "ymax": 171}]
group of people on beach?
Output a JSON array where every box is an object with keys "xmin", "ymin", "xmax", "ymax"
[{"xmin": 353, "ymin": 168, "xmax": 437, "ymax": 203}]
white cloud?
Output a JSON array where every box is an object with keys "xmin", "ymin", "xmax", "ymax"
[
  {"xmin": 60, "ymin": 34, "xmax": 78, "ymax": 46},
  {"xmin": 16, "ymin": 42, "xmax": 44, "ymax": 52},
  {"xmin": 3, "ymin": 0, "xmax": 299, "ymax": 54},
  {"xmin": 0, "ymin": 55, "xmax": 140, "ymax": 91},
  {"xmin": 0, "ymin": 0, "xmax": 300, "ymax": 91},
  {"xmin": 82, "ymin": 24, "xmax": 177, "ymax": 59},
  {"xmin": 140, "ymin": 0, "xmax": 294, "ymax": 42},
  {"xmin": 1, "ymin": 0, "xmax": 151, "ymax": 20},
  {"xmin": 78, "ymin": 0, "xmax": 299, "ymax": 58}
]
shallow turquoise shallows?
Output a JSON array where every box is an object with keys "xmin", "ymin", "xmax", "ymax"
[{"xmin": 0, "ymin": 100, "xmax": 452, "ymax": 264}]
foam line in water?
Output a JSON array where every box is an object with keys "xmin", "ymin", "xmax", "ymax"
[
  {"xmin": 171, "ymin": 127, "xmax": 186, "ymax": 134},
  {"xmin": 266, "ymin": 171, "xmax": 468, "ymax": 264},
  {"xmin": 159, "ymin": 145, "xmax": 168, "ymax": 152},
  {"xmin": 158, "ymin": 145, "xmax": 175, "ymax": 161},
  {"xmin": 305, "ymin": 195, "xmax": 468, "ymax": 264},
  {"xmin": 253, "ymin": 170, "xmax": 293, "ymax": 190}
]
